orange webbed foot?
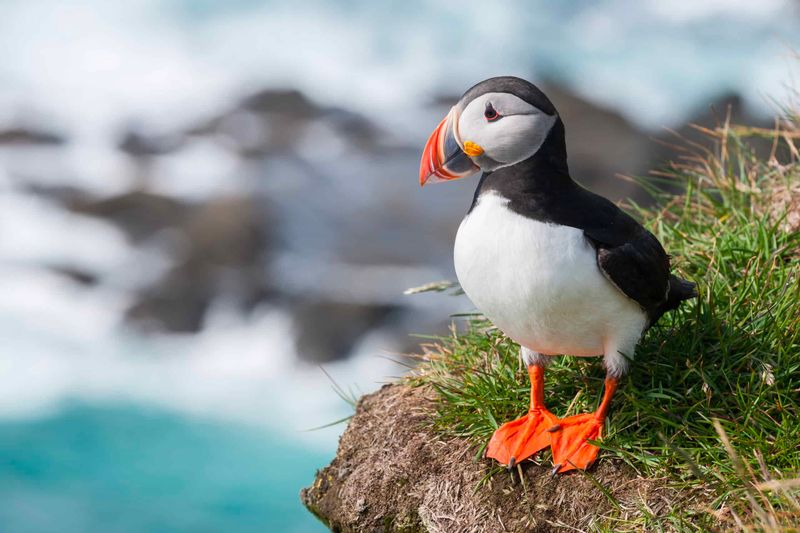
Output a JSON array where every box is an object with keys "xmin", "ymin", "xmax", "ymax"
[
  {"xmin": 548, "ymin": 413, "xmax": 603, "ymax": 474},
  {"xmin": 550, "ymin": 376, "xmax": 618, "ymax": 474},
  {"xmin": 485, "ymin": 407, "xmax": 559, "ymax": 467}
]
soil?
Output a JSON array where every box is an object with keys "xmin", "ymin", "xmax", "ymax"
[
  {"xmin": 301, "ymin": 384, "xmax": 691, "ymax": 532},
  {"xmin": 768, "ymin": 180, "xmax": 800, "ymax": 235}
]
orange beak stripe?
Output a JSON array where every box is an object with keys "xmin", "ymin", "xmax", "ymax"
[{"xmin": 418, "ymin": 107, "xmax": 480, "ymax": 186}]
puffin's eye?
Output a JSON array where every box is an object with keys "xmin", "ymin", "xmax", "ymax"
[{"xmin": 484, "ymin": 102, "xmax": 500, "ymax": 122}]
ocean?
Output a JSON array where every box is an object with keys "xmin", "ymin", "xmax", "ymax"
[{"xmin": 0, "ymin": 404, "xmax": 329, "ymax": 532}]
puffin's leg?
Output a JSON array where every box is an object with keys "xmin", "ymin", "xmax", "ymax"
[
  {"xmin": 486, "ymin": 349, "xmax": 558, "ymax": 468},
  {"xmin": 548, "ymin": 376, "xmax": 618, "ymax": 474},
  {"xmin": 549, "ymin": 343, "xmax": 630, "ymax": 474}
]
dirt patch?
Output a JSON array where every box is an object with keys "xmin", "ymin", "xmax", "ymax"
[
  {"xmin": 767, "ymin": 181, "xmax": 800, "ymax": 235},
  {"xmin": 301, "ymin": 384, "xmax": 696, "ymax": 532}
]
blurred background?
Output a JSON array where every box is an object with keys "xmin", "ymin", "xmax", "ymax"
[{"xmin": 0, "ymin": 1, "xmax": 798, "ymax": 531}]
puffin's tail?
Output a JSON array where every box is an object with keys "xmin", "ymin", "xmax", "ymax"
[
  {"xmin": 665, "ymin": 275, "xmax": 697, "ymax": 309},
  {"xmin": 650, "ymin": 275, "xmax": 696, "ymax": 324}
]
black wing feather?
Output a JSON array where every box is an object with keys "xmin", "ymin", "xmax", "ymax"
[
  {"xmin": 588, "ymin": 231, "xmax": 670, "ymax": 311},
  {"xmin": 571, "ymin": 189, "xmax": 671, "ymax": 314}
]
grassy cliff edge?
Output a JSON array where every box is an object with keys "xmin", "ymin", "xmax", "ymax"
[{"xmin": 304, "ymin": 123, "xmax": 800, "ymax": 531}]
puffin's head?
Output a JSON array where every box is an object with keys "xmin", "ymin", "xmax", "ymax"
[{"xmin": 419, "ymin": 76, "xmax": 559, "ymax": 186}]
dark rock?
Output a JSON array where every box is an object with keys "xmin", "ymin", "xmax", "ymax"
[
  {"xmin": 180, "ymin": 196, "xmax": 268, "ymax": 269},
  {"xmin": 323, "ymin": 107, "xmax": 383, "ymax": 152},
  {"xmin": 68, "ymin": 191, "xmax": 190, "ymax": 242},
  {"xmin": 240, "ymin": 89, "xmax": 324, "ymax": 119},
  {"xmin": 117, "ymin": 127, "xmax": 184, "ymax": 157},
  {"xmin": 47, "ymin": 265, "xmax": 99, "ymax": 286},
  {"xmin": 65, "ymin": 188, "xmax": 275, "ymax": 333},
  {"xmin": 291, "ymin": 298, "xmax": 402, "ymax": 363},
  {"xmin": 186, "ymin": 87, "xmax": 385, "ymax": 157},
  {"xmin": 23, "ymin": 183, "xmax": 91, "ymax": 206},
  {"xmin": 0, "ymin": 126, "xmax": 65, "ymax": 146},
  {"xmin": 125, "ymin": 196, "xmax": 274, "ymax": 333},
  {"xmin": 126, "ymin": 272, "xmax": 214, "ymax": 332},
  {"xmin": 185, "ymin": 89, "xmax": 325, "ymax": 158}
]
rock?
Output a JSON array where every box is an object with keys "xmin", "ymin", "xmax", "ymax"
[
  {"xmin": 291, "ymin": 298, "xmax": 402, "ymax": 363},
  {"xmin": 47, "ymin": 265, "xmax": 99, "ymax": 286},
  {"xmin": 125, "ymin": 272, "xmax": 213, "ymax": 332},
  {"xmin": 68, "ymin": 191, "xmax": 191, "ymax": 242},
  {"xmin": 63, "ymin": 188, "xmax": 274, "ymax": 333},
  {"xmin": 125, "ymin": 196, "xmax": 273, "ymax": 333},
  {"xmin": 302, "ymin": 384, "xmax": 696, "ymax": 532},
  {"xmin": 23, "ymin": 183, "xmax": 91, "ymax": 206},
  {"xmin": 0, "ymin": 126, "xmax": 64, "ymax": 145},
  {"xmin": 190, "ymin": 89, "xmax": 319, "ymax": 157},
  {"xmin": 240, "ymin": 88, "xmax": 324, "ymax": 119},
  {"xmin": 117, "ymin": 127, "xmax": 184, "ymax": 157},
  {"xmin": 186, "ymin": 87, "xmax": 384, "ymax": 157}
]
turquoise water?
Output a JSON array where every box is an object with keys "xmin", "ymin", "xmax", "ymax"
[{"xmin": 0, "ymin": 404, "xmax": 330, "ymax": 532}]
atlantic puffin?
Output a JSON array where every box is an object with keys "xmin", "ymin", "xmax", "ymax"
[{"xmin": 419, "ymin": 76, "xmax": 696, "ymax": 474}]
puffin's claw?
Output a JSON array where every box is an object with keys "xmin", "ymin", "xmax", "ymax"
[{"xmin": 549, "ymin": 413, "xmax": 603, "ymax": 474}]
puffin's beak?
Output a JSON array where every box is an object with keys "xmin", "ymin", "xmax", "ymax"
[{"xmin": 419, "ymin": 107, "xmax": 480, "ymax": 186}]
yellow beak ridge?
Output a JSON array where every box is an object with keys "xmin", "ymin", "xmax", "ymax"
[{"xmin": 462, "ymin": 141, "xmax": 484, "ymax": 157}]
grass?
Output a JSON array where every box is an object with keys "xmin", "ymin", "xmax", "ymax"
[{"xmin": 406, "ymin": 120, "xmax": 800, "ymax": 531}]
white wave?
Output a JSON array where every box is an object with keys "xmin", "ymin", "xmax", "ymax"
[
  {"xmin": 0, "ymin": 190, "xmax": 128, "ymax": 274},
  {"xmin": 0, "ymin": 262, "xmax": 406, "ymax": 451}
]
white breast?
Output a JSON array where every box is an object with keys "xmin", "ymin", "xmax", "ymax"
[{"xmin": 454, "ymin": 192, "xmax": 646, "ymax": 359}]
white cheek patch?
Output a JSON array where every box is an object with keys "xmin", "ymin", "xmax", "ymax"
[
  {"xmin": 481, "ymin": 113, "xmax": 555, "ymax": 166},
  {"xmin": 458, "ymin": 92, "xmax": 557, "ymax": 170}
]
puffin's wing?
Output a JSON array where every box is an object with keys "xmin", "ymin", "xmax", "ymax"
[
  {"xmin": 578, "ymin": 193, "xmax": 671, "ymax": 312},
  {"xmin": 587, "ymin": 230, "xmax": 670, "ymax": 311}
]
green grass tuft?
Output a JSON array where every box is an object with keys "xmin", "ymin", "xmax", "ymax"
[{"xmin": 408, "ymin": 124, "xmax": 800, "ymax": 530}]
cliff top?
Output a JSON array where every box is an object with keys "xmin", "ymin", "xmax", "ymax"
[{"xmin": 303, "ymin": 122, "xmax": 800, "ymax": 532}]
